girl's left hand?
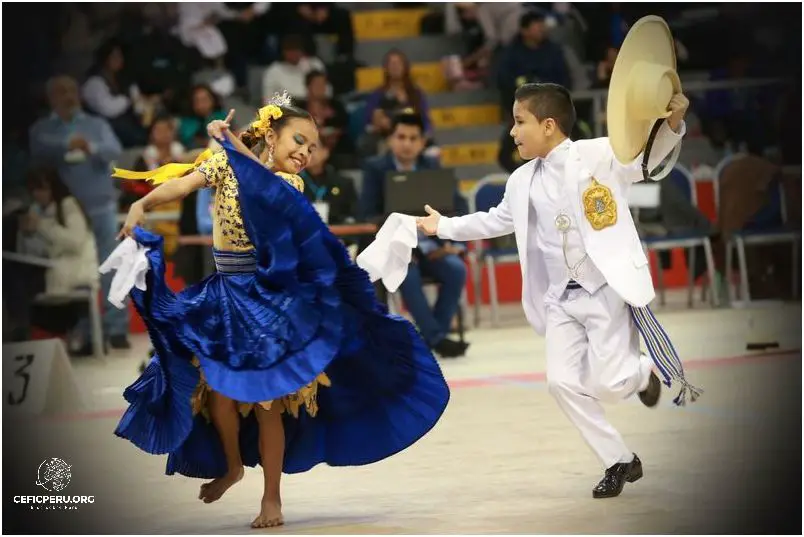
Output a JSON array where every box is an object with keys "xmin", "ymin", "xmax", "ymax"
[{"xmin": 207, "ymin": 109, "xmax": 235, "ymax": 141}]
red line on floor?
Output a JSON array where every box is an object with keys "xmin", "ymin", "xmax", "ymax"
[{"xmin": 39, "ymin": 349, "xmax": 801, "ymax": 423}]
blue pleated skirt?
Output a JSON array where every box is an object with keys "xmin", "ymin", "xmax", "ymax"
[{"xmin": 114, "ymin": 142, "xmax": 450, "ymax": 478}]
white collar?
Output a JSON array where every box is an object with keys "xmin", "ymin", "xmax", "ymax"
[{"xmin": 542, "ymin": 138, "xmax": 572, "ymax": 167}]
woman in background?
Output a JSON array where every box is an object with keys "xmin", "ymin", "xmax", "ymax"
[
  {"xmin": 360, "ymin": 49, "xmax": 433, "ymax": 156},
  {"xmin": 178, "ymin": 84, "xmax": 228, "ymax": 149},
  {"xmin": 81, "ymin": 38, "xmax": 152, "ymax": 147},
  {"xmin": 5, "ymin": 168, "xmax": 98, "ymax": 345}
]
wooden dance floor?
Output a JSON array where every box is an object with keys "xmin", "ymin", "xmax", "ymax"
[{"xmin": 6, "ymin": 298, "xmax": 801, "ymax": 534}]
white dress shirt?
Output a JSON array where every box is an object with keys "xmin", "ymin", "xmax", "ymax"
[{"xmin": 529, "ymin": 138, "xmax": 607, "ymax": 299}]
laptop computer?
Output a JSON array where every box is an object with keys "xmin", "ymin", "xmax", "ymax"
[{"xmin": 383, "ymin": 169, "xmax": 458, "ymax": 216}]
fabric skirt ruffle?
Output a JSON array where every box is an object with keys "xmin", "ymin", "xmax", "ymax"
[{"xmin": 114, "ymin": 141, "xmax": 450, "ymax": 478}]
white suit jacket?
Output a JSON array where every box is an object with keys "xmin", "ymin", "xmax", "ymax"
[{"xmin": 437, "ymin": 122, "xmax": 685, "ymax": 335}]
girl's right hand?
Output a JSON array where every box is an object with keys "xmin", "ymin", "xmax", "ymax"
[
  {"xmin": 207, "ymin": 109, "xmax": 235, "ymax": 141},
  {"xmin": 118, "ymin": 201, "xmax": 145, "ymax": 240}
]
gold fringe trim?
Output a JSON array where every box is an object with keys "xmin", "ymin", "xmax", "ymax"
[{"xmin": 189, "ymin": 357, "xmax": 330, "ymax": 420}]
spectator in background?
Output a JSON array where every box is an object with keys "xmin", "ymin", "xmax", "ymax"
[
  {"xmin": 700, "ymin": 52, "xmax": 765, "ymax": 154},
  {"xmin": 81, "ymin": 39, "xmax": 152, "ymax": 147},
  {"xmin": 123, "ymin": 3, "xmax": 201, "ymax": 115},
  {"xmin": 297, "ymin": 71, "xmax": 353, "ymax": 167},
  {"xmin": 52, "ymin": 5, "xmax": 113, "ymax": 80},
  {"xmin": 120, "ymin": 116, "xmax": 189, "ymax": 209},
  {"xmin": 444, "ymin": 2, "xmax": 523, "ymax": 86},
  {"xmin": 361, "ymin": 50, "xmax": 433, "ymax": 157},
  {"xmin": 546, "ymin": 3, "xmax": 589, "ymax": 63},
  {"xmin": 262, "ymin": 34, "xmax": 326, "ymax": 102},
  {"xmin": 176, "ymin": 3, "xmax": 238, "ymax": 97},
  {"xmin": 593, "ymin": 46, "xmax": 618, "ymax": 89},
  {"xmin": 176, "ymin": 3, "xmax": 229, "ymax": 64},
  {"xmin": 271, "ymin": 3, "xmax": 356, "ymax": 61},
  {"xmin": 216, "ymin": 3, "xmax": 271, "ymax": 89},
  {"xmin": 140, "ymin": 117, "xmax": 188, "ymax": 171},
  {"xmin": 5, "ymin": 168, "xmax": 99, "ymax": 348},
  {"xmin": 496, "ymin": 10, "xmax": 570, "ymax": 116},
  {"xmin": 178, "ymin": 84, "xmax": 228, "ymax": 149},
  {"xmin": 300, "ymin": 145, "xmax": 358, "ymax": 226},
  {"xmin": 29, "ymin": 75, "xmax": 130, "ymax": 352},
  {"xmin": 360, "ymin": 112, "xmax": 469, "ymax": 359}
]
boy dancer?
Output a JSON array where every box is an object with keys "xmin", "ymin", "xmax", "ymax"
[{"xmin": 417, "ymin": 17, "xmax": 701, "ymax": 498}]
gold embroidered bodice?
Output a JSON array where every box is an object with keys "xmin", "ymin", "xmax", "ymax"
[{"xmin": 197, "ymin": 151, "xmax": 305, "ymax": 252}]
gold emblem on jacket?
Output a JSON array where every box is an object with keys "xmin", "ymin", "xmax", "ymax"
[{"xmin": 582, "ymin": 178, "xmax": 617, "ymax": 230}]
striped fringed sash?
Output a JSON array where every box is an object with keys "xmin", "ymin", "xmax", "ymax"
[
  {"xmin": 629, "ymin": 305, "xmax": 703, "ymax": 406},
  {"xmin": 213, "ymin": 249, "xmax": 257, "ymax": 274}
]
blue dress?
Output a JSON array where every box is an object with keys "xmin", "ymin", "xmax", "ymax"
[{"xmin": 114, "ymin": 140, "xmax": 450, "ymax": 478}]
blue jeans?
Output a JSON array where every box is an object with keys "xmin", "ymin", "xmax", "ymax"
[
  {"xmin": 77, "ymin": 203, "xmax": 130, "ymax": 340},
  {"xmin": 398, "ymin": 254, "xmax": 466, "ymax": 346}
]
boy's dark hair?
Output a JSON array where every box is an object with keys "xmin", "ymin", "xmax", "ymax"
[
  {"xmin": 514, "ymin": 82, "xmax": 576, "ymax": 137},
  {"xmin": 389, "ymin": 110, "xmax": 424, "ymax": 136}
]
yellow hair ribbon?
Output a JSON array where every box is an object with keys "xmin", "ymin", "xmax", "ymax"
[
  {"xmin": 112, "ymin": 149, "xmax": 214, "ymax": 185},
  {"xmin": 250, "ymin": 104, "xmax": 283, "ymax": 137}
]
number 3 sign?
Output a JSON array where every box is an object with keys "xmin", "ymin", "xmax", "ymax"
[{"xmin": 3, "ymin": 339, "xmax": 84, "ymax": 417}]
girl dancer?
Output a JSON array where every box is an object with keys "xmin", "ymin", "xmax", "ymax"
[{"xmin": 112, "ymin": 94, "xmax": 450, "ymax": 528}]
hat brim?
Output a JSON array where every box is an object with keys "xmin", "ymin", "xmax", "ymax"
[{"xmin": 607, "ymin": 16, "xmax": 678, "ymax": 164}]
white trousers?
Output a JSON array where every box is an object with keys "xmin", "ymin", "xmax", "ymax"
[{"xmin": 544, "ymin": 284, "xmax": 653, "ymax": 469}]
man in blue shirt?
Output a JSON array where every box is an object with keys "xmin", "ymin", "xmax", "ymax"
[
  {"xmin": 497, "ymin": 10, "xmax": 571, "ymax": 112},
  {"xmin": 29, "ymin": 75, "xmax": 129, "ymax": 353},
  {"xmin": 361, "ymin": 112, "xmax": 469, "ymax": 358}
]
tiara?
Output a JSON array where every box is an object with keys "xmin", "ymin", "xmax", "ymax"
[{"xmin": 267, "ymin": 90, "xmax": 293, "ymax": 108}]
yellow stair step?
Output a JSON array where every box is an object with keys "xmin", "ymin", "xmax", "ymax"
[
  {"xmin": 356, "ymin": 62, "xmax": 446, "ymax": 93},
  {"xmin": 352, "ymin": 9, "xmax": 429, "ymax": 41},
  {"xmin": 430, "ymin": 104, "xmax": 501, "ymax": 129},
  {"xmin": 440, "ymin": 142, "xmax": 500, "ymax": 167}
]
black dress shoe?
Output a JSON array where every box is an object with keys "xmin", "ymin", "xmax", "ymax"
[
  {"xmin": 109, "ymin": 335, "xmax": 131, "ymax": 350},
  {"xmin": 432, "ymin": 337, "xmax": 468, "ymax": 358},
  {"xmin": 592, "ymin": 454, "xmax": 643, "ymax": 499},
  {"xmin": 639, "ymin": 371, "xmax": 661, "ymax": 408}
]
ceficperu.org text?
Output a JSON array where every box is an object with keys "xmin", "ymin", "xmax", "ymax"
[{"xmin": 14, "ymin": 496, "xmax": 95, "ymax": 504}]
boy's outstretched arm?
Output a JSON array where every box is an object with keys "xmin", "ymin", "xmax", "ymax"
[{"xmin": 416, "ymin": 183, "xmax": 515, "ymax": 242}]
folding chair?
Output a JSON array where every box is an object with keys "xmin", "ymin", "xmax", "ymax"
[
  {"xmin": 714, "ymin": 155, "xmax": 801, "ymax": 304},
  {"xmin": 636, "ymin": 165, "xmax": 719, "ymax": 307},
  {"xmin": 467, "ymin": 174, "xmax": 519, "ymax": 327}
]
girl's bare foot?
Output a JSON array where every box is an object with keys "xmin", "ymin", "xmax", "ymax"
[
  {"xmin": 199, "ymin": 466, "xmax": 244, "ymax": 503},
  {"xmin": 251, "ymin": 497, "xmax": 283, "ymax": 529}
]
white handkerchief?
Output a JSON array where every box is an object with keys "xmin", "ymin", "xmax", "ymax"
[
  {"xmin": 98, "ymin": 238, "xmax": 151, "ymax": 309},
  {"xmin": 356, "ymin": 213, "xmax": 419, "ymax": 292}
]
